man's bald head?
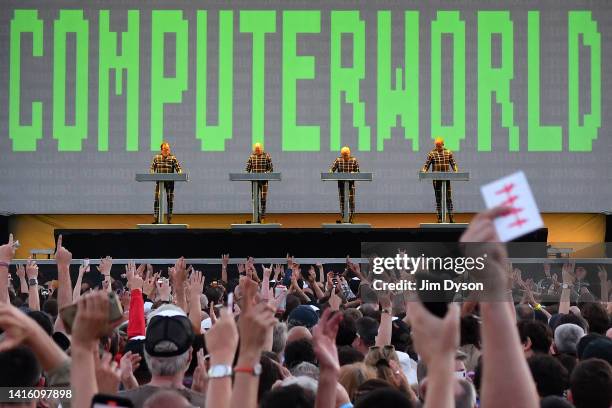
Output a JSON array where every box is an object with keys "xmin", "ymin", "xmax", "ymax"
[
  {"xmin": 253, "ymin": 143, "xmax": 263, "ymax": 155},
  {"xmin": 287, "ymin": 326, "xmax": 312, "ymax": 343},
  {"xmin": 144, "ymin": 390, "xmax": 191, "ymax": 408}
]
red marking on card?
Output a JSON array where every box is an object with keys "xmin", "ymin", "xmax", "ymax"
[
  {"xmin": 509, "ymin": 218, "xmax": 528, "ymax": 228},
  {"xmin": 501, "ymin": 195, "xmax": 520, "ymax": 206},
  {"xmin": 495, "ymin": 183, "xmax": 515, "ymax": 195}
]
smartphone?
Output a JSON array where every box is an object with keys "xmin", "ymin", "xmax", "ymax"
[
  {"xmin": 227, "ymin": 292, "xmax": 234, "ymax": 312},
  {"xmin": 332, "ymin": 272, "xmax": 339, "ymax": 288},
  {"xmin": 274, "ymin": 285, "xmax": 287, "ymax": 312},
  {"xmin": 60, "ymin": 292, "xmax": 124, "ymax": 334},
  {"xmin": 415, "ymin": 272, "xmax": 450, "ymax": 318},
  {"xmin": 282, "ymin": 269, "xmax": 293, "ymax": 287},
  {"xmin": 92, "ymin": 394, "xmax": 134, "ymax": 408}
]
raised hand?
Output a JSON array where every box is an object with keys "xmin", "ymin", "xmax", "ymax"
[
  {"xmin": 597, "ymin": 265, "xmax": 608, "ymax": 282},
  {"xmin": 405, "ymin": 297, "xmax": 460, "ymax": 366},
  {"xmin": 143, "ymin": 273, "xmax": 158, "ymax": 298},
  {"xmin": 192, "ymin": 349, "xmax": 209, "ymax": 393},
  {"xmin": 312, "ymin": 308, "xmax": 343, "ymax": 372},
  {"xmin": 170, "ymin": 257, "xmax": 188, "ymax": 286},
  {"xmin": 0, "ymin": 302, "xmax": 36, "ymax": 351},
  {"xmin": 25, "ymin": 258, "xmax": 38, "ymax": 280},
  {"xmin": 119, "ymin": 351, "xmax": 141, "ymax": 390},
  {"xmin": 156, "ymin": 278, "xmax": 171, "ymax": 302},
  {"xmin": 205, "ymin": 307, "xmax": 238, "ymax": 365},
  {"xmin": 95, "ymin": 351, "xmax": 121, "ymax": 394},
  {"xmin": 328, "ymin": 290, "xmax": 342, "ymax": 311},
  {"xmin": 16, "ymin": 264, "xmax": 25, "ymax": 280},
  {"xmin": 54, "ymin": 235, "xmax": 72, "ymax": 266},
  {"xmin": 237, "ymin": 263, "xmax": 245, "ymax": 275},
  {"xmin": 0, "ymin": 234, "xmax": 18, "ymax": 263},
  {"xmin": 97, "ymin": 256, "xmax": 113, "ymax": 277},
  {"xmin": 78, "ymin": 260, "xmax": 91, "ymax": 276},
  {"xmin": 189, "ymin": 269, "xmax": 205, "ymax": 297},
  {"xmin": 262, "ymin": 264, "xmax": 273, "ymax": 281},
  {"xmin": 221, "ymin": 254, "xmax": 230, "ymax": 269},
  {"xmin": 71, "ymin": 291, "xmax": 113, "ymax": 347}
]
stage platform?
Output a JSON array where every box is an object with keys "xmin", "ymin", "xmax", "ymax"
[{"xmin": 54, "ymin": 227, "xmax": 548, "ymax": 260}]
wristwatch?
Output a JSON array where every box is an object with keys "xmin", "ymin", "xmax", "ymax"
[
  {"xmin": 381, "ymin": 308, "xmax": 392, "ymax": 315},
  {"xmin": 561, "ymin": 283, "xmax": 573, "ymax": 289},
  {"xmin": 28, "ymin": 278, "xmax": 38, "ymax": 286},
  {"xmin": 234, "ymin": 363, "xmax": 262, "ymax": 376},
  {"xmin": 207, "ymin": 365, "xmax": 232, "ymax": 379}
]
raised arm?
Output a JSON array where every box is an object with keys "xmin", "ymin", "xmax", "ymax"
[
  {"xmin": 55, "ymin": 235, "xmax": 73, "ymax": 310},
  {"xmin": 313, "ymin": 309, "xmax": 343, "ymax": 408},
  {"xmin": 375, "ymin": 293, "xmax": 392, "ymax": 346},
  {"xmin": 70, "ymin": 291, "xmax": 114, "ymax": 408},
  {"xmin": 0, "ymin": 235, "xmax": 18, "ymax": 303},
  {"xmin": 559, "ymin": 262, "xmax": 575, "ymax": 315},
  {"xmin": 460, "ymin": 207, "xmax": 539, "ymax": 408},
  {"xmin": 267, "ymin": 154, "xmax": 273, "ymax": 172},
  {"xmin": 187, "ymin": 269, "xmax": 204, "ymax": 334},
  {"xmin": 205, "ymin": 306, "xmax": 239, "ymax": 408},
  {"xmin": 0, "ymin": 302, "xmax": 69, "ymax": 374},
  {"xmin": 406, "ymin": 298, "xmax": 459, "ymax": 408},
  {"xmin": 221, "ymin": 254, "xmax": 229, "ymax": 284},
  {"xmin": 230, "ymin": 278, "xmax": 277, "ymax": 408},
  {"xmin": 73, "ymin": 261, "xmax": 89, "ymax": 301},
  {"xmin": 245, "ymin": 155, "xmax": 252, "ymax": 172},
  {"xmin": 26, "ymin": 259, "xmax": 40, "ymax": 311}
]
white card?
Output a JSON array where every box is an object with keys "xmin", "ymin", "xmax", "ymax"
[{"xmin": 480, "ymin": 171, "xmax": 544, "ymax": 242}]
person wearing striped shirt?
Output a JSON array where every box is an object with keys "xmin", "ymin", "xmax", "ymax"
[{"xmin": 150, "ymin": 142, "xmax": 182, "ymax": 224}]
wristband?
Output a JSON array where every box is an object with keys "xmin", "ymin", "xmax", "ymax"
[
  {"xmin": 28, "ymin": 278, "xmax": 38, "ymax": 286},
  {"xmin": 533, "ymin": 303, "xmax": 542, "ymax": 311},
  {"xmin": 0, "ymin": 261, "xmax": 9, "ymax": 268}
]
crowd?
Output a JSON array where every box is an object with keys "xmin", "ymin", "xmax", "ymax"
[{"xmin": 0, "ymin": 207, "xmax": 611, "ymax": 408}]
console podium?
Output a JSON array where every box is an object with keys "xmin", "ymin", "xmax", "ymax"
[
  {"xmin": 321, "ymin": 172, "xmax": 373, "ymax": 228},
  {"xmin": 418, "ymin": 171, "xmax": 469, "ymax": 228},
  {"xmin": 135, "ymin": 173, "xmax": 189, "ymax": 229},
  {"xmin": 229, "ymin": 172, "xmax": 282, "ymax": 229}
]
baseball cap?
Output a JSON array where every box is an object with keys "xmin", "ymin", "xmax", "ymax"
[
  {"xmin": 288, "ymin": 305, "xmax": 319, "ymax": 329},
  {"xmin": 145, "ymin": 305, "xmax": 194, "ymax": 357}
]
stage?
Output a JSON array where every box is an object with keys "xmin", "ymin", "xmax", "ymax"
[{"xmin": 55, "ymin": 227, "xmax": 548, "ymax": 260}]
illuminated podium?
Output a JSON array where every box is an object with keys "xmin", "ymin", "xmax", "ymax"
[
  {"xmin": 321, "ymin": 172, "xmax": 373, "ymax": 229},
  {"xmin": 136, "ymin": 173, "xmax": 189, "ymax": 229},
  {"xmin": 418, "ymin": 171, "xmax": 469, "ymax": 228},
  {"xmin": 229, "ymin": 172, "xmax": 282, "ymax": 229}
]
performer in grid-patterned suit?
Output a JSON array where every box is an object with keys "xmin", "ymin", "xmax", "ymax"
[
  {"xmin": 245, "ymin": 143, "xmax": 273, "ymax": 222},
  {"xmin": 422, "ymin": 137, "xmax": 458, "ymax": 223},
  {"xmin": 330, "ymin": 146, "xmax": 360, "ymax": 223},
  {"xmin": 150, "ymin": 142, "xmax": 182, "ymax": 224}
]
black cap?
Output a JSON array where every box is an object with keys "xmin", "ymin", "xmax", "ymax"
[{"xmin": 145, "ymin": 313, "xmax": 194, "ymax": 357}]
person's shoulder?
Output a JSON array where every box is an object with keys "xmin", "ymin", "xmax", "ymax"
[
  {"xmin": 265, "ymin": 152, "xmax": 272, "ymax": 159},
  {"xmin": 446, "ymin": 148, "xmax": 453, "ymax": 155}
]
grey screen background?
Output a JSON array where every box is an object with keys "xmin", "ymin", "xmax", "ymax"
[{"xmin": 0, "ymin": 0, "xmax": 611, "ymax": 214}]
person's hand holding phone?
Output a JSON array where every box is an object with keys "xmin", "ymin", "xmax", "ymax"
[{"xmin": 156, "ymin": 278, "xmax": 171, "ymax": 302}]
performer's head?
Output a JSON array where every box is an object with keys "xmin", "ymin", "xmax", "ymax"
[
  {"xmin": 253, "ymin": 142, "xmax": 263, "ymax": 155},
  {"xmin": 434, "ymin": 137, "xmax": 444, "ymax": 151},
  {"xmin": 160, "ymin": 142, "xmax": 171, "ymax": 157},
  {"xmin": 341, "ymin": 146, "xmax": 351, "ymax": 159}
]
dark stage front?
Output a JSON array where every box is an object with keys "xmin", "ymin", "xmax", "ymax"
[{"xmin": 55, "ymin": 227, "xmax": 548, "ymax": 260}]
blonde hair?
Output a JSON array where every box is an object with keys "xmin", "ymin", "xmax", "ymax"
[{"xmin": 339, "ymin": 363, "xmax": 376, "ymax": 402}]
